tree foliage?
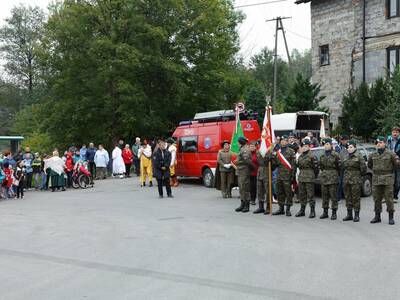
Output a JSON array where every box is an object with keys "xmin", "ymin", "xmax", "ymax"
[
  {"xmin": 0, "ymin": 5, "xmax": 45, "ymax": 98},
  {"xmin": 284, "ymin": 73, "xmax": 325, "ymax": 112},
  {"xmin": 12, "ymin": 0, "xmax": 244, "ymax": 149}
]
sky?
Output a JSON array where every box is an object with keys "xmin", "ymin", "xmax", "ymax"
[{"xmin": 0, "ymin": 0, "xmax": 311, "ymax": 64}]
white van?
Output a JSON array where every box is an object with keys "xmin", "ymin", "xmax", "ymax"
[{"xmin": 271, "ymin": 111, "xmax": 329, "ymax": 138}]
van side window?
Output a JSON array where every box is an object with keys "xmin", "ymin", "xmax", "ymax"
[{"xmin": 179, "ymin": 136, "xmax": 198, "ymax": 153}]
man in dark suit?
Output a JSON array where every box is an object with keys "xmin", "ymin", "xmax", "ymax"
[{"xmin": 153, "ymin": 139, "xmax": 173, "ymax": 198}]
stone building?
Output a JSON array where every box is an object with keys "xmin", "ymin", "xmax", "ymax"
[{"xmin": 296, "ymin": 0, "xmax": 400, "ymax": 125}]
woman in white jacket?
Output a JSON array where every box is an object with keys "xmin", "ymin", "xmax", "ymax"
[{"xmin": 112, "ymin": 145, "xmax": 126, "ymax": 178}]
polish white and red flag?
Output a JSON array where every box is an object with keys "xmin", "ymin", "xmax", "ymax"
[
  {"xmin": 259, "ymin": 106, "xmax": 275, "ymax": 157},
  {"xmin": 260, "ymin": 106, "xmax": 292, "ymax": 170}
]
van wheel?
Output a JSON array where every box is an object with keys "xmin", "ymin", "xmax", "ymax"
[
  {"xmin": 202, "ymin": 168, "xmax": 214, "ymax": 188},
  {"xmin": 361, "ymin": 175, "xmax": 372, "ymax": 197}
]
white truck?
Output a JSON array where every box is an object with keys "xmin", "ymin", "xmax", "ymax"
[{"xmin": 271, "ymin": 111, "xmax": 329, "ymax": 139}]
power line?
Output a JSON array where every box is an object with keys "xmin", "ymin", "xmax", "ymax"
[
  {"xmin": 234, "ymin": 0, "xmax": 287, "ymax": 9},
  {"xmin": 285, "ymin": 28, "xmax": 311, "ymax": 41}
]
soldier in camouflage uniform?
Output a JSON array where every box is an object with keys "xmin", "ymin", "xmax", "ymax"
[
  {"xmin": 272, "ymin": 135, "xmax": 297, "ymax": 217},
  {"xmin": 235, "ymin": 137, "xmax": 254, "ymax": 213},
  {"xmin": 368, "ymin": 136, "xmax": 400, "ymax": 225},
  {"xmin": 253, "ymin": 147, "xmax": 275, "ymax": 215},
  {"xmin": 295, "ymin": 139, "xmax": 319, "ymax": 218},
  {"xmin": 342, "ymin": 140, "xmax": 367, "ymax": 222},
  {"xmin": 319, "ymin": 138, "xmax": 341, "ymax": 220}
]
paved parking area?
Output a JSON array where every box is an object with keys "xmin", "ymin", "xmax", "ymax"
[{"xmin": 0, "ymin": 178, "xmax": 398, "ymax": 300}]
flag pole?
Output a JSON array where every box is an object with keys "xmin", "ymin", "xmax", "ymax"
[
  {"xmin": 267, "ymin": 106, "xmax": 273, "ymax": 215},
  {"xmin": 268, "ymin": 160, "xmax": 273, "ymax": 215}
]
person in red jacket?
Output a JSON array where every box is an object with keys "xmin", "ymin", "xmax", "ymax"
[
  {"xmin": 249, "ymin": 141, "xmax": 259, "ymax": 206},
  {"xmin": 65, "ymin": 152, "xmax": 74, "ymax": 187},
  {"xmin": 122, "ymin": 144, "xmax": 134, "ymax": 178}
]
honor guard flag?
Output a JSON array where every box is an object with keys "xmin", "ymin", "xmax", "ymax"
[
  {"xmin": 230, "ymin": 103, "xmax": 245, "ymax": 154},
  {"xmin": 259, "ymin": 106, "xmax": 274, "ymax": 157},
  {"xmin": 320, "ymin": 118, "xmax": 326, "ymax": 138}
]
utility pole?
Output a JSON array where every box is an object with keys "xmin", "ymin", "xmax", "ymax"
[{"xmin": 266, "ymin": 16, "xmax": 292, "ymax": 104}]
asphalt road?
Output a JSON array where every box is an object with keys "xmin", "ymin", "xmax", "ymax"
[{"xmin": 0, "ymin": 178, "xmax": 399, "ymax": 300}]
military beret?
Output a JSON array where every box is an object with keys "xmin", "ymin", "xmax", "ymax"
[
  {"xmin": 340, "ymin": 134, "xmax": 349, "ymax": 140},
  {"xmin": 281, "ymin": 135, "xmax": 289, "ymax": 140},
  {"xmin": 348, "ymin": 140, "xmax": 357, "ymax": 146},
  {"xmin": 302, "ymin": 139, "xmax": 311, "ymax": 146},
  {"xmin": 376, "ymin": 136, "xmax": 385, "ymax": 143},
  {"xmin": 288, "ymin": 132, "xmax": 295, "ymax": 138},
  {"xmin": 221, "ymin": 140, "xmax": 230, "ymax": 147},
  {"xmin": 323, "ymin": 138, "xmax": 332, "ymax": 144},
  {"xmin": 238, "ymin": 136, "xmax": 248, "ymax": 144},
  {"xmin": 167, "ymin": 137, "xmax": 175, "ymax": 144}
]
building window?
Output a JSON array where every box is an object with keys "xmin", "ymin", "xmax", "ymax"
[
  {"xmin": 319, "ymin": 45, "xmax": 330, "ymax": 66},
  {"xmin": 387, "ymin": 0, "xmax": 400, "ymax": 18},
  {"xmin": 387, "ymin": 47, "xmax": 400, "ymax": 74}
]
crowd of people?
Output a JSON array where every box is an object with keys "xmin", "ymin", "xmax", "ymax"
[
  {"xmin": 0, "ymin": 137, "xmax": 179, "ymax": 200},
  {"xmin": 216, "ymin": 128, "xmax": 400, "ymax": 226}
]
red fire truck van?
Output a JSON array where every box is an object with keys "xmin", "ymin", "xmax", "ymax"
[{"xmin": 172, "ymin": 110, "xmax": 261, "ymax": 187}]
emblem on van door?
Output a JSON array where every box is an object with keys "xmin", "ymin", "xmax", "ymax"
[
  {"xmin": 243, "ymin": 123, "xmax": 253, "ymax": 132},
  {"xmin": 204, "ymin": 137, "xmax": 211, "ymax": 149}
]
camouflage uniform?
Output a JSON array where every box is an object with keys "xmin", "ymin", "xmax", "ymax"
[
  {"xmin": 273, "ymin": 146, "xmax": 296, "ymax": 216},
  {"xmin": 235, "ymin": 144, "xmax": 253, "ymax": 212},
  {"xmin": 368, "ymin": 149, "xmax": 400, "ymax": 215},
  {"xmin": 343, "ymin": 151, "xmax": 367, "ymax": 212},
  {"xmin": 253, "ymin": 151, "xmax": 274, "ymax": 214},
  {"xmin": 319, "ymin": 151, "xmax": 341, "ymax": 210},
  {"xmin": 297, "ymin": 150, "xmax": 318, "ymax": 207}
]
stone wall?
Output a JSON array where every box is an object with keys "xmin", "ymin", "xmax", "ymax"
[{"xmin": 309, "ymin": 0, "xmax": 400, "ymax": 125}]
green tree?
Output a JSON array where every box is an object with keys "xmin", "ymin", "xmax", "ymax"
[
  {"xmin": 376, "ymin": 67, "xmax": 400, "ymax": 135},
  {"xmin": 289, "ymin": 49, "xmax": 312, "ymax": 80},
  {"xmin": 284, "ymin": 73, "xmax": 325, "ymax": 112},
  {"xmin": 22, "ymin": 0, "xmax": 243, "ymax": 149},
  {"xmin": 0, "ymin": 80, "xmax": 25, "ymax": 135},
  {"xmin": 0, "ymin": 5, "xmax": 45, "ymax": 100},
  {"xmin": 341, "ymin": 79, "xmax": 387, "ymax": 138},
  {"xmin": 244, "ymin": 82, "xmax": 266, "ymax": 124}
]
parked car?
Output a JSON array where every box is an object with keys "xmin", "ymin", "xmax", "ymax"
[{"xmin": 311, "ymin": 146, "xmax": 373, "ymax": 197}]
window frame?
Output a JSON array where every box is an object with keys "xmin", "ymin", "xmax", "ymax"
[
  {"xmin": 319, "ymin": 44, "xmax": 330, "ymax": 66},
  {"xmin": 387, "ymin": 46, "xmax": 400, "ymax": 74},
  {"xmin": 387, "ymin": 0, "xmax": 400, "ymax": 18}
]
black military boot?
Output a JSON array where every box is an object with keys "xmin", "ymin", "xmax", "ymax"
[
  {"xmin": 253, "ymin": 201, "xmax": 265, "ymax": 214},
  {"xmin": 295, "ymin": 205, "xmax": 306, "ymax": 217},
  {"xmin": 242, "ymin": 201, "xmax": 250, "ymax": 213},
  {"xmin": 309, "ymin": 205, "xmax": 316, "ymax": 218},
  {"xmin": 235, "ymin": 201, "xmax": 245, "ymax": 212},
  {"xmin": 331, "ymin": 209, "xmax": 337, "ymax": 220},
  {"xmin": 389, "ymin": 212, "xmax": 395, "ymax": 225},
  {"xmin": 370, "ymin": 212, "xmax": 381, "ymax": 224},
  {"xmin": 272, "ymin": 205, "xmax": 284, "ymax": 215},
  {"xmin": 320, "ymin": 208, "xmax": 329, "ymax": 219},
  {"xmin": 343, "ymin": 209, "xmax": 353, "ymax": 221},
  {"xmin": 285, "ymin": 206, "xmax": 292, "ymax": 217},
  {"xmin": 353, "ymin": 211, "xmax": 360, "ymax": 222}
]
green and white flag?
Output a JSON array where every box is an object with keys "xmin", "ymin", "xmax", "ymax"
[{"xmin": 230, "ymin": 105, "xmax": 244, "ymax": 154}]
